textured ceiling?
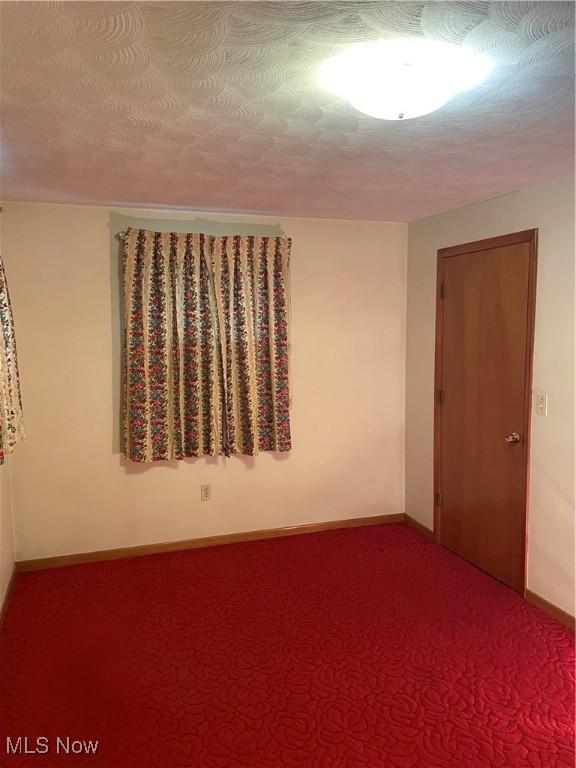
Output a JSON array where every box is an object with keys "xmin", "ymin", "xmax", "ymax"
[{"xmin": 1, "ymin": 1, "xmax": 574, "ymax": 221}]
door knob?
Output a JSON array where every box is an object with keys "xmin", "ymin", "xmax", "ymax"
[{"xmin": 505, "ymin": 432, "xmax": 521, "ymax": 444}]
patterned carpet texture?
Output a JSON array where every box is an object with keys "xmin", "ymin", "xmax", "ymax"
[{"xmin": 1, "ymin": 524, "xmax": 574, "ymax": 767}]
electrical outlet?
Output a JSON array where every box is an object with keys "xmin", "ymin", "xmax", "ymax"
[
  {"xmin": 535, "ymin": 392, "xmax": 548, "ymax": 416},
  {"xmin": 200, "ymin": 484, "xmax": 211, "ymax": 502}
]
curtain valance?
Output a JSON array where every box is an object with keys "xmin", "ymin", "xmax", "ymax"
[{"xmin": 122, "ymin": 229, "xmax": 291, "ymax": 462}]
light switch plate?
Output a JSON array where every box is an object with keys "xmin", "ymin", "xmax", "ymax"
[{"xmin": 535, "ymin": 392, "xmax": 548, "ymax": 416}]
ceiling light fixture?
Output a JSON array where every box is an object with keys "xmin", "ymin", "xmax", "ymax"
[{"xmin": 318, "ymin": 38, "xmax": 493, "ymax": 120}]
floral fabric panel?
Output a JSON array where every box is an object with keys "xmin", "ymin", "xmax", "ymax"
[
  {"xmin": 0, "ymin": 254, "xmax": 24, "ymax": 464},
  {"xmin": 122, "ymin": 229, "xmax": 291, "ymax": 462}
]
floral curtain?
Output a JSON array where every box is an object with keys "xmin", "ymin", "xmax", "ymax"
[
  {"xmin": 0, "ymin": 254, "xmax": 24, "ymax": 464},
  {"xmin": 121, "ymin": 228, "xmax": 291, "ymax": 462}
]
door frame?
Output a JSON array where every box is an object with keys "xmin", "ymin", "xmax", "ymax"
[{"xmin": 433, "ymin": 229, "xmax": 538, "ymax": 594}]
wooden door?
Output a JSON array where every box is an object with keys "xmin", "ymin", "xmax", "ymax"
[{"xmin": 434, "ymin": 230, "xmax": 538, "ymax": 593}]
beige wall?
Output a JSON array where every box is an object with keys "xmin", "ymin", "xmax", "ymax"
[
  {"xmin": 406, "ymin": 176, "xmax": 575, "ymax": 614},
  {"xmin": 0, "ymin": 200, "xmax": 16, "ymax": 607},
  {"xmin": 1, "ymin": 202, "xmax": 407, "ymax": 561},
  {"xmin": 0, "ymin": 467, "xmax": 14, "ymax": 609}
]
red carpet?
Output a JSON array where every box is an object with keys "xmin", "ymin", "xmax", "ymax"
[{"xmin": 1, "ymin": 524, "xmax": 574, "ymax": 767}]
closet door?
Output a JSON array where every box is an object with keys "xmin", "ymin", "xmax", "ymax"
[{"xmin": 434, "ymin": 229, "xmax": 537, "ymax": 593}]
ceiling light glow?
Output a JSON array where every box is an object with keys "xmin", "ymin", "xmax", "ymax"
[{"xmin": 319, "ymin": 39, "xmax": 493, "ymax": 120}]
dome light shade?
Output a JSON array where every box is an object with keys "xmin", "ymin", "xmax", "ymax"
[{"xmin": 318, "ymin": 38, "xmax": 493, "ymax": 120}]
